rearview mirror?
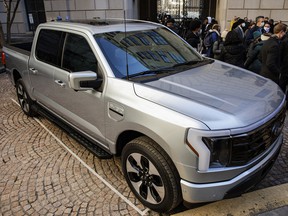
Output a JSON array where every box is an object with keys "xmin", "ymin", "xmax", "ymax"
[{"xmin": 69, "ymin": 71, "xmax": 102, "ymax": 91}]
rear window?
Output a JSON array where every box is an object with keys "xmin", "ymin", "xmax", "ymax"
[{"xmin": 35, "ymin": 29, "xmax": 64, "ymax": 66}]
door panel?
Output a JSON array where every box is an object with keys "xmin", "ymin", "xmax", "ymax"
[
  {"xmin": 29, "ymin": 29, "xmax": 63, "ymax": 108},
  {"xmin": 51, "ymin": 33, "xmax": 107, "ymax": 146}
]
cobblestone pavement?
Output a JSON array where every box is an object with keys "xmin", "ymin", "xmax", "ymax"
[{"xmin": 0, "ymin": 72, "xmax": 288, "ymax": 215}]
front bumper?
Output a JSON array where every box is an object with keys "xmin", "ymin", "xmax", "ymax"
[{"xmin": 180, "ymin": 134, "xmax": 283, "ymax": 203}]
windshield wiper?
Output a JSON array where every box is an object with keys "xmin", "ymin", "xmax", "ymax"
[
  {"xmin": 172, "ymin": 59, "xmax": 214, "ymax": 68},
  {"xmin": 124, "ymin": 68, "xmax": 174, "ymax": 79},
  {"xmin": 172, "ymin": 60, "xmax": 201, "ymax": 67}
]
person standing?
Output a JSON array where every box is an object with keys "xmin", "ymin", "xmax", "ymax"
[
  {"xmin": 233, "ymin": 19, "xmax": 246, "ymax": 42},
  {"xmin": 263, "ymin": 22, "xmax": 272, "ymax": 33},
  {"xmin": 280, "ymin": 31, "xmax": 288, "ymax": 93},
  {"xmin": 204, "ymin": 24, "xmax": 220, "ymax": 58},
  {"xmin": 259, "ymin": 23, "xmax": 287, "ymax": 86},
  {"xmin": 185, "ymin": 19, "xmax": 202, "ymax": 51},
  {"xmin": 245, "ymin": 16, "xmax": 265, "ymax": 46},
  {"xmin": 245, "ymin": 32, "xmax": 271, "ymax": 74},
  {"xmin": 219, "ymin": 31, "xmax": 246, "ymax": 68}
]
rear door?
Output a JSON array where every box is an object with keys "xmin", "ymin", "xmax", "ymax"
[{"xmin": 29, "ymin": 29, "xmax": 64, "ymax": 107}]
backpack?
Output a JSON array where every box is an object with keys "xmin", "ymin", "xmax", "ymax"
[{"xmin": 203, "ymin": 31, "xmax": 214, "ymax": 48}]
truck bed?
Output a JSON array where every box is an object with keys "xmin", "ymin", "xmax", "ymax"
[{"xmin": 4, "ymin": 42, "xmax": 32, "ymax": 56}]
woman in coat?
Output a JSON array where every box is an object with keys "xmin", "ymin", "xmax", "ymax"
[
  {"xmin": 244, "ymin": 33, "xmax": 271, "ymax": 74},
  {"xmin": 219, "ymin": 30, "xmax": 246, "ymax": 68}
]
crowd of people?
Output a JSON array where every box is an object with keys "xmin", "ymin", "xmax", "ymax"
[{"xmin": 162, "ymin": 15, "xmax": 288, "ymax": 93}]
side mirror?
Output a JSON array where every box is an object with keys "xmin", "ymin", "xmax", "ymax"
[{"xmin": 68, "ymin": 71, "xmax": 103, "ymax": 91}]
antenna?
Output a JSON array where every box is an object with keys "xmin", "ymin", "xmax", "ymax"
[{"xmin": 123, "ymin": 2, "xmax": 129, "ymax": 80}]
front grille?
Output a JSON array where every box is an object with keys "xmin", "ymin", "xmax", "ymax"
[{"xmin": 228, "ymin": 107, "xmax": 286, "ymax": 166}]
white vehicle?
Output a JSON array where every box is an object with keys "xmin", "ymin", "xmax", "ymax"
[{"xmin": 3, "ymin": 19, "xmax": 286, "ymax": 213}]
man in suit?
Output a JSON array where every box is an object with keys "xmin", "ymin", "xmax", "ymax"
[
  {"xmin": 260, "ymin": 23, "xmax": 287, "ymax": 85},
  {"xmin": 245, "ymin": 16, "xmax": 265, "ymax": 46},
  {"xmin": 233, "ymin": 19, "xmax": 246, "ymax": 42}
]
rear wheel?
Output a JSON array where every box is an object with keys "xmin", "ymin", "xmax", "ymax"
[
  {"xmin": 16, "ymin": 79, "xmax": 37, "ymax": 117},
  {"xmin": 122, "ymin": 136, "xmax": 182, "ymax": 213}
]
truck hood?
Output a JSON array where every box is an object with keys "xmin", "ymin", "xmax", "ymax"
[{"xmin": 134, "ymin": 61, "xmax": 284, "ymax": 130}]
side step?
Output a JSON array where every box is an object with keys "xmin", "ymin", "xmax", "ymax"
[{"xmin": 33, "ymin": 104, "xmax": 112, "ymax": 159}]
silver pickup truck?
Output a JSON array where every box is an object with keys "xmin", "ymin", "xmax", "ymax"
[{"xmin": 3, "ymin": 19, "xmax": 286, "ymax": 213}]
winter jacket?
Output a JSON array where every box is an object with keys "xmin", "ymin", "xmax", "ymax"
[
  {"xmin": 186, "ymin": 31, "xmax": 201, "ymax": 50},
  {"xmin": 244, "ymin": 40, "xmax": 264, "ymax": 74},
  {"xmin": 280, "ymin": 35, "xmax": 288, "ymax": 91},
  {"xmin": 219, "ymin": 43, "xmax": 246, "ymax": 68},
  {"xmin": 259, "ymin": 36, "xmax": 281, "ymax": 84},
  {"xmin": 206, "ymin": 30, "xmax": 219, "ymax": 57},
  {"xmin": 212, "ymin": 38, "xmax": 224, "ymax": 60}
]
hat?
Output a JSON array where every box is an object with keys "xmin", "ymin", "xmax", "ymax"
[
  {"xmin": 236, "ymin": 19, "xmax": 245, "ymax": 25},
  {"xmin": 253, "ymin": 31, "xmax": 261, "ymax": 39},
  {"xmin": 261, "ymin": 33, "xmax": 272, "ymax": 41}
]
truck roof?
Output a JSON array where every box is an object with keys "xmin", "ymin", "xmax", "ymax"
[{"xmin": 39, "ymin": 19, "xmax": 162, "ymax": 34}]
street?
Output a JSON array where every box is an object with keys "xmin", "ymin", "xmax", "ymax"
[{"xmin": 1, "ymin": 71, "xmax": 288, "ymax": 215}]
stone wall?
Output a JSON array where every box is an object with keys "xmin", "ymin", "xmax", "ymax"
[
  {"xmin": 218, "ymin": 0, "xmax": 288, "ymax": 30},
  {"xmin": 2, "ymin": 0, "xmax": 288, "ymax": 35},
  {"xmin": 0, "ymin": 0, "xmax": 28, "ymax": 35},
  {"xmin": 43, "ymin": 0, "xmax": 128, "ymax": 22},
  {"xmin": 0, "ymin": 0, "xmax": 138, "ymax": 35}
]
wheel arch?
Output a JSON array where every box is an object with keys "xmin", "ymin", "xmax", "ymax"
[
  {"xmin": 12, "ymin": 69, "xmax": 22, "ymax": 86},
  {"xmin": 115, "ymin": 129, "xmax": 174, "ymax": 159},
  {"xmin": 115, "ymin": 130, "xmax": 143, "ymax": 156}
]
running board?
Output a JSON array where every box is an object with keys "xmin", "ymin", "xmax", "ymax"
[{"xmin": 33, "ymin": 104, "xmax": 112, "ymax": 159}]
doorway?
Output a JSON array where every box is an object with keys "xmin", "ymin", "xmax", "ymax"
[{"xmin": 24, "ymin": 0, "xmax": 46, "ymax": 31}]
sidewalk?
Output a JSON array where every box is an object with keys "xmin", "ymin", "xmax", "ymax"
[{"xmin": 172, "ymin": 183, "xmax": 288, "ymax": 216}]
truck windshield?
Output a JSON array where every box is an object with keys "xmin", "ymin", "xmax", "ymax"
[{"xmin": 94, "ymin": 27, "xmax": 203, "ymax": 79}]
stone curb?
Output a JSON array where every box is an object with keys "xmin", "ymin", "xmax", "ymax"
[{"xmin": 172, "ymin": 183, "xmax": 288, "ymax": 216}]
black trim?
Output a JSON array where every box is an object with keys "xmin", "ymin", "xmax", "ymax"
[
  {"xmin": 224, "ymin": 143, "xmax": 282, "ymax": 199},
  {"xmin": 109, "ymin": 108, "xmax": 124, "ymax": 117},
  {"xmin": 32, "ymin": 104, "xmax": 112, "ymax": 159}
]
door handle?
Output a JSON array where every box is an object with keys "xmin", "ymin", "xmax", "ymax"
[
  {"xmin": 29, "ymin": 68, "xmax": 38, "ymax": 74},
  {"xmin": 54, "ymin": 80, "xmax": 66, "ymax": 88}
]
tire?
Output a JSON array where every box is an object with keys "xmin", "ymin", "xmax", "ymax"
[
  {"xmin": 16, "ymin": 79, "xmax": 37, "ymax": 117},
  {"xmin": 121, "ymin": 136, "xmax": 182, "ymax": 213}
]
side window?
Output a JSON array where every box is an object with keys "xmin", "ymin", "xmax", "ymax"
[
  {"xmin": 62, "ymin": 33, "xmax": 97, "ymax": 72},
  {"xmin": 35, "ymin": 29, "xmax": 63, "ymax": 66}
]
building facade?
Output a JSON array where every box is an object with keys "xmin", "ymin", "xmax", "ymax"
[
  {"xmin": 218, "ymin": 0, "xmax": 288, "ymax": 30},
  {"xmin": 0, "ymin": 0, "xmax": 288, "ymax": 36}
]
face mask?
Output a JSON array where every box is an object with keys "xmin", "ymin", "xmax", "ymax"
[
  {"xmin": 241, "ymin": 23, "xmax": 246, "ymax": 28},
  {"xmin": 264, "ymin": 27, "xmax": 270, "ymax": 32},
  {"xmin": 260, "ymin": 22, "xmax": 264, "ymax": 27},
  {"xmin": 198, "ymin": 29, "xmax": 202, "ymax": 35}
]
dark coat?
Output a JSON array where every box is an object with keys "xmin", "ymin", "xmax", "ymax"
[
  {"xmin": 244, "ymin": 40, "xmax": 264, "ymax": 74},
  {"xmin": 233, "ymin": 26, "xmax": 245, "ymax": 42},
  {"xmin": 219, "ymin": 30, "xmax": 246, "ymax": 67},
  {"xmin": 280, "ymin": 35, "xmax": 288, "ymax": 91},
  {"xmin": 219, "ymin": 43, "xmax": 246, "ymax": 68},
  {"xmin": 259, "ymin": 36, "xmax": 281, "ymax": 84},
  {"xmin": 245, "ymin": 26, "xmax": 264, "ymax": 46},
  {"xmin": 186, "ymin": 31, "xmax": 201, "ymax": 49}
]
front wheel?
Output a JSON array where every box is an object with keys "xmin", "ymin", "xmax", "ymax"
[
  {"xmin": 16, "ymin": 79, "xmax": 37, "ymax": 117},
  {"xmin": 122, "ymin": 136, "xmax": 182, "ymax": 213}
]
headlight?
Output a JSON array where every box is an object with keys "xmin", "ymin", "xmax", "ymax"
[{"xmin": 202, "ymin": 137, "xmax": 231, "ymax": 168}]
